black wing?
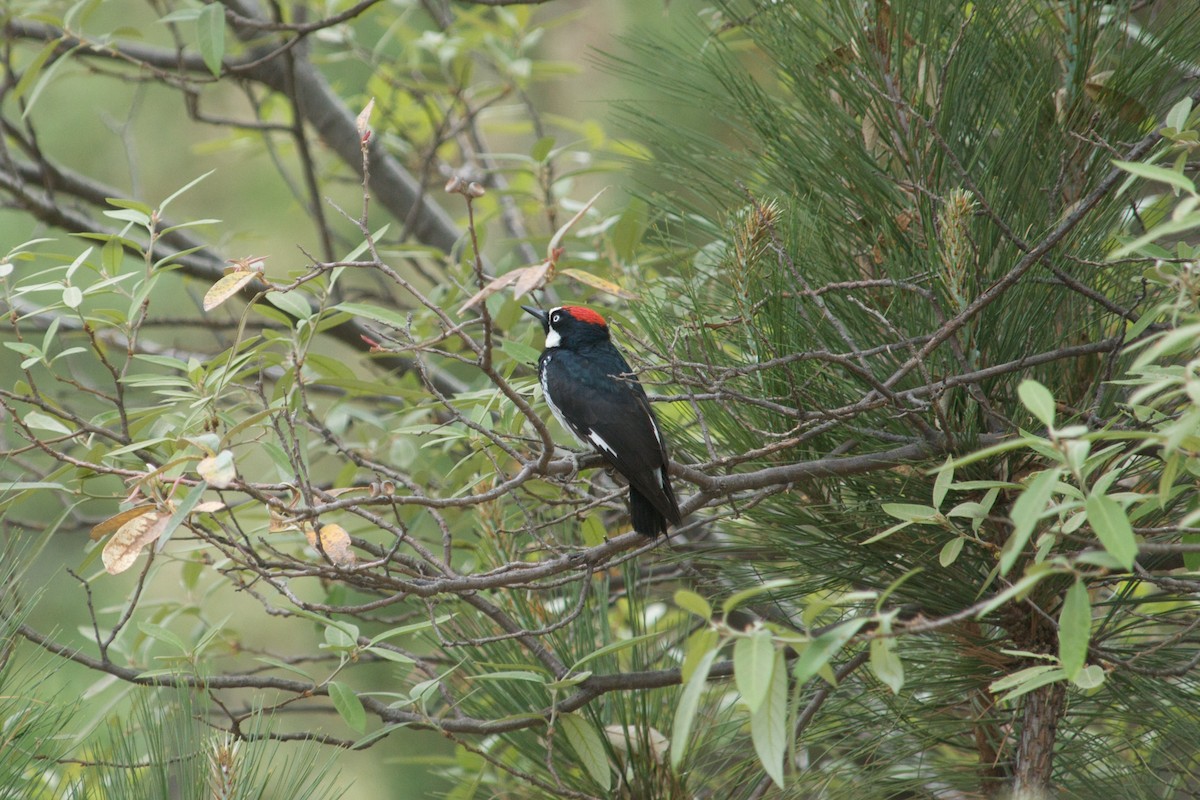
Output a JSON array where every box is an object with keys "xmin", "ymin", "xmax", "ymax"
[{"xmin": 542, "ymin": 348, "xmax": 680, "ymax": 525}]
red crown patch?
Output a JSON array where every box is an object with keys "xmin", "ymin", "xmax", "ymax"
[{"xmin": 563, "ymin": 306, "xmax": 607, "ymax": 326}]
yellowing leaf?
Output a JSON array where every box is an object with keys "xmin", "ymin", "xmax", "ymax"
[
  {"xmin": 197, "ymin": 450, "xmax": 236, "ymax": 488},
  {"xmin": 90, "ymin": 504, "xmax": 157, "ymax": 541},
  {"xmin": 306, "ymin": 523, "xmax": 357, "ymax": 567},
  {"xmin": 559, "ymin": 268, "xmax": 638, "ymax": 300},
  {"xmin": 203, "ymin": 271, "xmax": 256, "ymax": 311},
  {"xmin": 102, "ymin": 510, "xmax": 171, "ymax": 574}
]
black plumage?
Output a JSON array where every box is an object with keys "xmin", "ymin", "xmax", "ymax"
[{"xmin": 523, "ymin": 305, "xmax": 681, "ymax": 536}]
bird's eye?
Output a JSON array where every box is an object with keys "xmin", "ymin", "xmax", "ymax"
[{"xmin": 551, "ymin": 313, "xmax": 561, "ymax": 323}]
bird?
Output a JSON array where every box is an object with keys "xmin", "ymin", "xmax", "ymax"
[{"xmin": 522, "ymin": 305, "xmax": 681, "ymax": 537}]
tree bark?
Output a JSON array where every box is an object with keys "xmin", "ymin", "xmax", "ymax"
[{"xmin": 1012, "ymin": 681, "xmax": 1067, "ymax": 799}]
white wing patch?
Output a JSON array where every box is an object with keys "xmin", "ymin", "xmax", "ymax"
[{"xmin": 586, "ymin": 429, "xmax": 617, "ymax": 457}]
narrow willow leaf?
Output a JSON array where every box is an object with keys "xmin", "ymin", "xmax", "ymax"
[
  {"xmin": 196, "ymin": 3, "xmax": 225, "ymax": 77},
  {"xmin": 327, "ymin": 681, "xmax": 366, "ymax": 733},
  {"xmin": 939, "ymin": 537, "xmax": 964, "ymax": 567},
  {"xmin": 932, "ymin": 456, "xmax": 953, "ymax": 509},
  {"xmin": 1072, "ymin": 664, "xmax": 1106, "ymax": 690},
  {"xmin": 1058, "ymin": 580, "xmax": 1091, "ymax": 680},
  {"xmin": 734, "ymin": 630, "xmax": 775, "ymax": 713},
  {"xmin": 792, "ymin": 618, "xmax": 866, "ymax": 686},
  {"xmin": 749, "ymin": 649, "xmax": 787, "ymax": 788},
  {"xmin": 670, "ymin": 647, "xmax": 718, "ymax": 768},
  {"xmin": 680, "ymin": 628, "xmax": 719, "ymax": 684},
  {"xmin": 1017, "ymin": 379, "xmax": 1056, "ymax": 428},
  {"xmin": 1085, "ymin": 493, "xmax": 1137, "ymax": 570},
  {"xmin": 1001, "ymin": 468, "xmax": 1061, "ymax": 575},
  {"xmin": 674, "ymin": 588, "xmax": 712, "ymax": 620},
  {"xmin": 558, "ymin": 713, "xmax": 611, "ymax": 792},
  {"xmin": 1112, "ymin": 159, "xmax": 1196, "ymax": 195},
  {"xmin": 869, "ymin": 638, "xmax": 905, "ymax": 694},
  {"xmin": 23, "ymin": 410, "xmax": 71, "ymax": 435}
]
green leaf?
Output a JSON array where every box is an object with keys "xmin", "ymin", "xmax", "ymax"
[
  {"xmin": 1018, "ymin": 379, "xmax": 1056, "ymax": 428},
  {"xmin": 366, "ymin": 646, "xmax": 417, "ymax": 665},
  {"xmin": 880, "ymin": 502, "xmax": 939, "ymax": 522},
  {"xmin": 721, "ymin": 578, "xmax": 798, "ymax": 616},
  {"xmin": 869, "ymin": 638, "xmax": 904, "ymax": 694},
  {"xmin": 975, "ymin": 567, "xmax": 1059, "ymax": 618},
  {"xmin": 932, "ymin": 456, "xmax": 953, "ymax": 509},
  {"xmin": 792, "ymin": 618, "xmax": 866, "ymax": 686},
  {"xmin": 1112, "ymin": 159, "xmax": 1196, "ymax": 195},
  {"xmin": 1001, "ymin": 468, "xmax": 1061, "ymax": 575},
  {"xmin": 993, "ymin": 666, "xmax": 1067, "ymax": 703},
  {"xmin": 1166, "ymin": 97, "xmax": 1193, "ymax": 132},
  {"xmin": 1072, "ymin": 663, "xmax": 1106, "ymax": 690},
  {"xmin": 1057, "ymin": 580, "xmax": 1091, "ymax": 680},
  {"xmin": 674, "ymin": 588, "xmax": 712, "ymax": 620},
  {"xmin": 734, "ymin": 629, "xmax": 775, "ymax": 713},
  {"xmin": 328, "ymin": 681, "xmax": 366, "ymax": 733},
  {"xmin": 335, "ymin": 301, "xmax": 411, "ymax": 329},
  {"xmin": 155, "ymin": 480, "xmax": 207, "ymax": 552},
  {"xmin": 680, "ymin": 628, "xmax": 719, "ymax": 684},
  {"xmin": 23, "ymin": 410, "xmax": 71, "ymax": 435},
  {"xmin": 939, "ymin": 537, "xmax": 964, "ymax": 567},
  {"xmin": 158, "ymin": 170, "xmax": 215, "ymax": 214},
  {"xmin": 531, "ymin": 136, "xmax": 556, "ymax": 162},
  {"xmin": 499, "ymin": 338, "xmax": 541, "ymax": 365},
  {"xmin": 253, "ymin": 656, "xmax": 313, "ymax": 681},
  {"xmin": 60, "ymin": 284, "xmax": 81, "ymax": 309},
  {"xmin": 571, "ymin": 630, "xmax": 661, "ymax": 671},
  {"xmin": 196, "ymin": 3, "xmax": 225, "ymax": 77},
  {"xmin": 138, "ymin": 622, "xmax": 188, "ymax": 654},
  {"xmin": 670, "ymin": 646, "xmax": 718, "ymax": 768},
  {"xmin": 265, "ymin": 290, "xmax": 314, "ymax": 321},
  {"xmin": 558, "ymin": 713, "xmax": 611, "ymax": 792},
  {"xmin": 1084, "ymin": 493, "xmax": 1138, "ymax": 570},
  {"xmin": 467, "ymin": 670, "xmax": 546, "ymax": 683},
  {"xmin": 749, "ymin": 649, "xmax": 787, "ymax": 789}
]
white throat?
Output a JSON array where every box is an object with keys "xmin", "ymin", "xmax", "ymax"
[{"xmin": 544, "ymin": 328, "xmax": 561, "ymax": 348}]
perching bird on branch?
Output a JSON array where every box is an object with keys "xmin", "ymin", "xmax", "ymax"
[{"xmin": 523, "ymin": 305, "xmax": 681, "ymax": 537}]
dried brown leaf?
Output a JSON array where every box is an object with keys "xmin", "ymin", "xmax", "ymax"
[
  {"xmin": 90, "ymin": 504, "xmax": 157, "ymax": 541},
  {"xmin": 306, "ymin": 523, "xmax": 357, "ymax": 567},
  {"xmin": 102, "ymin": 510, "xmax": 171, "ymax": 574}
]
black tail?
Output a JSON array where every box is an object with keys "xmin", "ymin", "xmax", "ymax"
[{"xmin": 628, "ymin": 470, "xmax": 681, "ymax": 537}]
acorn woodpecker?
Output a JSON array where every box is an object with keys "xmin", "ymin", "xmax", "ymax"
[{"xmin": 523, "ymin": 305, "xmax": 681, "ymax": 537}]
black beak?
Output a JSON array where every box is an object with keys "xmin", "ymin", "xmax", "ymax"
[{"xmin": 521, "ymin": 305, "xmax": 549, "ymax": 332}]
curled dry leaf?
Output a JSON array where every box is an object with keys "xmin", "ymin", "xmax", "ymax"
[
  {"xmin": 90, "ymin": 504, "xmax": 157, "ymax": 541},
  {"xmin": 306, "ymin": 523, "xmax": 358, "ymax": 567},
  {"xmin": 102, "ymin": 510, "xmax": 171, "ymax": 575},
  {"xmin": 458, "ymin": 188, "xmax": 608, "ymax": 315},
  {"xmin": 356, "ymin": 97, "xmax": 375, "ymax": 141}
]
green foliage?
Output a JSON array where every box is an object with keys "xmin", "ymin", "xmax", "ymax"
[{"xmin": 4, "ymin": 0, "xmax": 1200, "ymax": 798}]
